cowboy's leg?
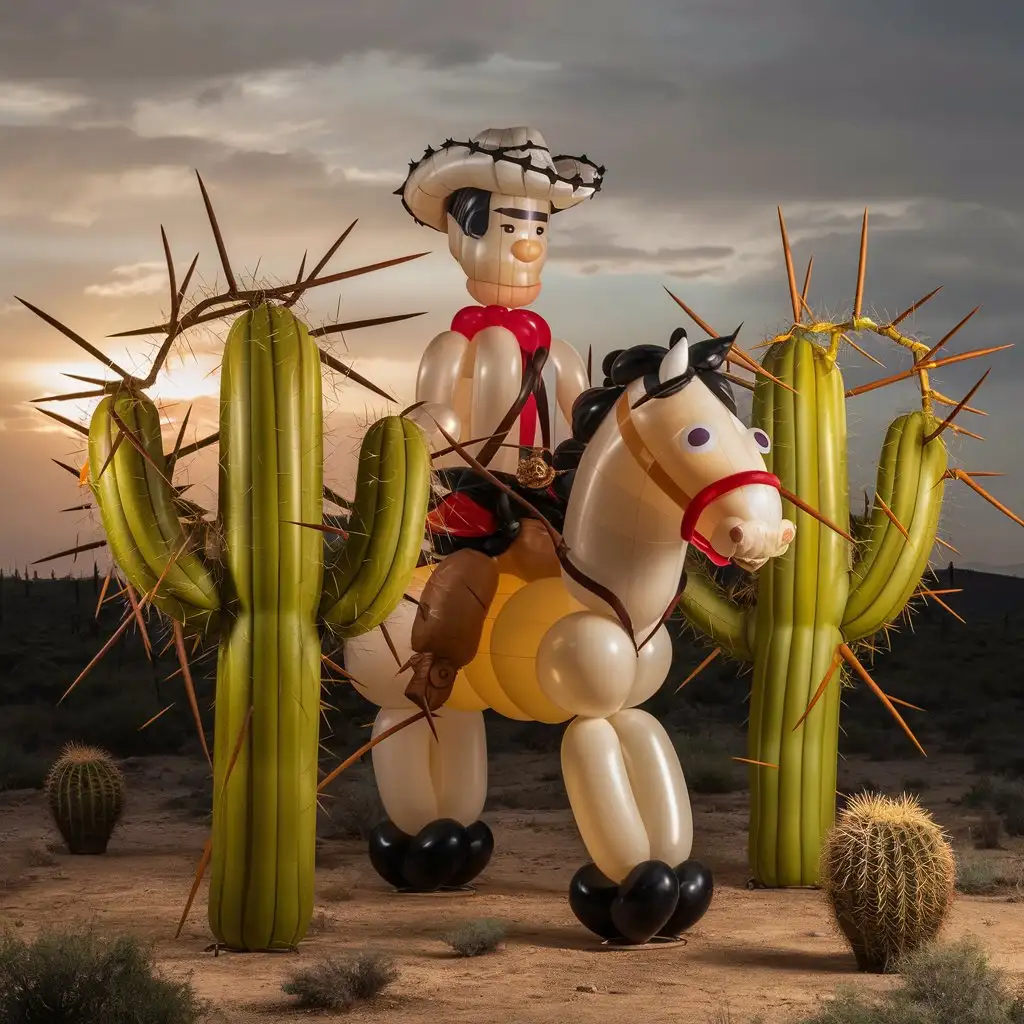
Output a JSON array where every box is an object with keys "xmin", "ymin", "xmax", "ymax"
[{"xmin": 344, "ymin": 601, "xmax": 495, "ymax": 891}]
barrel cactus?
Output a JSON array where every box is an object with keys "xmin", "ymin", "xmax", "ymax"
[
  {"xmin": 45, "ymin": 742, "xmax": 125, "ymax": 855},
  {"xmin": 673, "ymin": 208, "xmax": 1023, "ymax": 886},
  {"xmin": 821, "ymin": 791, "xmax": 955, "ymax": 972},
  {"xmin": 25, "ymin": 175, "xmax": 433, "ymax": 951}
]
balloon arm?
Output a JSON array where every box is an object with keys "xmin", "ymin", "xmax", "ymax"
[
  {"xmin": 674, "ymin": 557, "xmax": 753, "ymax": 662},
  {"xmin": 429, "ymin": 417, "xmax": 637, "ymax": 645},
  {"xmin": 548, "ymin": 338, "xmax": 590, "ymax": 423},
  {"xmin": 415, "ymin": 330, "xmax": 471, "ymax": 408},
  {"xmin": 475, "ymin": 347, "xmax": 549, "ymax": 466}
]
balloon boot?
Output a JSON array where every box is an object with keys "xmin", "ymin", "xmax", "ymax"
[
  {"xmin": 368, "ymin": 818, "xmax": 494, "ymax": 892},
  {"xmin": 569, "ymin": 859, "xmax": 714, "ymax": 945}
]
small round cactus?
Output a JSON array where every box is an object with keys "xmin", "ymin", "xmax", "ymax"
[
  {"xmin": 821, "ymin": 791, "xmax": 955, "ymax": 973},
  {"xmin": 44, "ymin": 742, "xmax": 126, "ymax": 855}
]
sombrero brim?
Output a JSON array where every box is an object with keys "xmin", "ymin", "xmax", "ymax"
[{"xmin": 397, "ymin": 138, "xmax": 604, "ymax": 231}]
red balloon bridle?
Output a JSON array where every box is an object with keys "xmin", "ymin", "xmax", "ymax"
[{"xmin": 614, "ymin": 395, "xmax": 781, "ymax": 566}]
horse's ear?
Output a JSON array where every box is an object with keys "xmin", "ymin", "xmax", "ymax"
[
  {"xmin": 659, "ymin": 332, "xmax": 690, "ymax": 383},
  {"xmin": 689, "ymin": 323, "xmax": 742, "ymax": 372}
]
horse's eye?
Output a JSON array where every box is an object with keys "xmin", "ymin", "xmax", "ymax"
[
  {"xmin": 749, "ymin": 427, "xmax": 771, "ymax": 454},
  {"xmin": 682, "ymin": 425, "xmax": 716, "ymax": 452}
]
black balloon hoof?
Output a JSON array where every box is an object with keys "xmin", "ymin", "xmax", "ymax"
[
  {"xmin": 401, "ymin": 818, "xmax": 469, "ymax": 891},
  {"xmin": 368, "ymin": 820, "xmax": 412, "ymax": 890},
  {"xmin": 568, "ymin": 862, "xmax": 620, "ymax": 940},
  {"xmin": 611, "ymin": 860, "xmax": 680, "ymax": 945},
  {"xmin": 369, "ymin": 818, "xmax": 495, "ymax": 892},
  {"xmin": 658, "ymin": 860, "xmax": 714, "ymax": 937},
  {"xmin": 446, "ymin": 820, "xmax": 494, "ymax": 887}
]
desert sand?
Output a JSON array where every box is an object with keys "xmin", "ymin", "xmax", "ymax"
[{"xmin": 2, "ymin": 744, "xmax": 1022, "ymax": 1024}]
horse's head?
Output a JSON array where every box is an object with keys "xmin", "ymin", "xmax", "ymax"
[{"xmin": 619, "ymin": 328, "xmax": 795, "ymax": 571}]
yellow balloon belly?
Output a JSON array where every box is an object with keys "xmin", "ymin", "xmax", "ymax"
[{"xmin": 487, "ymin": 577, "xmax": 582, "ymax": 724}]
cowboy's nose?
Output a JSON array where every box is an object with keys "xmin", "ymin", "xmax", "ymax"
[{"xmin": 510, "ymin": 239, "xmax": 544, "ymax": 263}]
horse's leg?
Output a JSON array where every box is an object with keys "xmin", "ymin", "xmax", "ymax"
[
  {"xmin": 538, "ymin": 613, "xmax": 709, "ymax": 943},
  {"xmin": 343, "ymin": 591, "xmax": 494, "ymax": 891}
]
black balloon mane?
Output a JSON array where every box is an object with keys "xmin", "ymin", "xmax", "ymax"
[{"xmin": 550, "ymin": 326, "xmax": 740, "ymax": 488}]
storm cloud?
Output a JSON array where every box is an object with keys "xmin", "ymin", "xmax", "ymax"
[{"xmin": 2, "ymin": 0, "xmax": 1023, "ymax": 570}]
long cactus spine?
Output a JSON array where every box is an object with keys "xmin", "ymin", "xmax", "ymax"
[
  {"xmin": 675, "ymin": 209, "xmax": 1022, "ymax": 887},
  {"xmin": 26, "ymin": 176, "xmax": 432, "ymax": 951}
]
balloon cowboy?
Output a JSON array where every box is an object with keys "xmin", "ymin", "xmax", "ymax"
[
  {"xmin": 400, "ymin": 125, "xmax": 602, "ymax": 489},
  {"xmin": 343, "ymin": 128, "xmax": 603, "ymax": 896}
]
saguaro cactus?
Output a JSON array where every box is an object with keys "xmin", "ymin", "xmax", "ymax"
[
  {"xmin": 673, "ymin": 209, "xmax": 1023, "ymax": 887},
  {"xmin": 26, "ymin": 176, "xmax": 433, "ymax": 950}
]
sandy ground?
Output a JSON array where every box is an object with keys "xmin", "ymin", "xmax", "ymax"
[{"xmin": 2, "ymin": 749, "xmax": 1023, "ymax": 1024}]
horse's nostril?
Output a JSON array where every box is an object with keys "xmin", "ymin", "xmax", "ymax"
[{"xmin": 730, "ymin": 525, "xmax": 744, "ymax": 543}]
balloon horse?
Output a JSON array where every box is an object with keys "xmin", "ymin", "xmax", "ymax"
[
  {"xmin": 349, "ymin": 324, "xmax": 798, "ymax": 944},
  {"xmin": 343, "ymin": 127, "xmax": 604, "ymax": 893}
]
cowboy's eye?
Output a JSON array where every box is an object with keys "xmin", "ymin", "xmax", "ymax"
[
  {"xmin": 682, "ymin": 425, "xmax": 716, "ymax": 452},
  {"xmin": 536, "ymin": 226, "xmax": 545, "ymax": 235},
  {"xmin": 749, "ymin": 427, "xmax": 771, "ymax": 453},
  {"xmin": 502, "ymin": 224, "xmax": 515, "ymax": 234}
]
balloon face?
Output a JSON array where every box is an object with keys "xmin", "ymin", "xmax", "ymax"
[
  {"xmin": 658, "ymin": 859, "xmax": 714, "ymax": 936},
  {"xmin": 630, "ymin": 378, "xmax": 795, "ymax": 569},
  {"xmin": 448, "ymin": 194, "xmax": 551, "ymax": 309}
]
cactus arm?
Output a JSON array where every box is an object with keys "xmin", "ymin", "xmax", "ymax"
[
  {"xmin": 676, "ymin": 560, "xmax": 753, "ymax": 662},
  {"xmin": 842, "ymin": 419, "xmax": 947, "ymax": 642},
  {"xmin": 320, "ymin": 416, "xmax": 431, "ymax": 639},
  {"xmin": 319, "ymin": 422, "xmax": 383, "ymax": 619},
  {"xmin": 87, "ymin": 395, "xmax": 218, "ymax": 634},
  {"xmin": 843, "ymin": 414, "xmax": 924, "ymax": 628}
]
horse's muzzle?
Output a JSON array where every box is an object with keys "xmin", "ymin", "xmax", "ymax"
[{"xmin": 680, "ymin": 470, "xmax": 795, "ymax": 568}]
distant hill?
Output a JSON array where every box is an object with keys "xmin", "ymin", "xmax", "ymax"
[
  {"xmin": 959, "ymin": 562, "xmax": 1024, "ymax": 579},
  {"xmin": 927, "ymin": 566, "xmax": 1024, "ymax": 621}
]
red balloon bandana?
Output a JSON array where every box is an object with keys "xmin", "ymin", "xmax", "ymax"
[{"xmin": 450, "ymin": 305, "xmax": 552, "ymax": 448}]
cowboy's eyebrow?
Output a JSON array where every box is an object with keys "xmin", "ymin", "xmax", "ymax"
[{"xmin": 494, "ymin": 207, "xmax": 549, "ymax": 222}]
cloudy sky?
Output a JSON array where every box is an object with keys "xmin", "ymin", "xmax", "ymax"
[{"xmin": 3, "ymin": 0, "xmax": 1024, "ymax": 576}]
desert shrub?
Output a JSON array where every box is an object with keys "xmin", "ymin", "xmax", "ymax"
[
  {"xmin": 442, "ymin": 919, "xmax": 507, "ymax": 957},
  {"xmin": 675, "ymin": 731, "xmax": 747, "ymax": 794},
  {"xmin": 792, "ymin": 936, "xmax": 1024, "ymax": 1023},
  {"xmin": 318, "ymin": 776, "xmax": 385, "ymax": 840},
  {"xmin": 281, "ymin": 952, "xmax": 397, "ymax": 1011},
  {"xmin": 955, "ymin": 856, "xmax": 1005, "ymax": 895},
  {"xmin": 0, "ymin": 926, "xmax": 212, "ymax": 1023},
  {"xmin": 961, "ymin": 777, "xmax": 997, "ymax": 808},
  {"xmin": 974, "ymin": 811, "xmax": 1003, "ymax": 850},
  {"xmin": 0, "ymin": 741, "xmax": 49, "ymax": 791}
]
